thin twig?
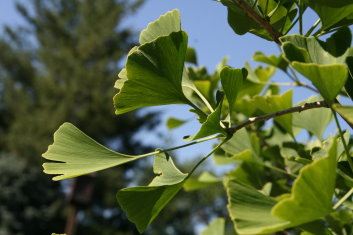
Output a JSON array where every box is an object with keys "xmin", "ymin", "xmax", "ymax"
[
  {"xmin": 231, "ymin": 0, "xmax": 283, "ymax": 44},
  {"xmin": 333, "ymin": 187, "xmax": 353, "ymax": 210},
  {"xmin": 332, "ymin": 109, "xmax": 353, "ymax": 172},
  {"xmin": 228, "ymin": 100, "xmax": 329, "ymax": 134}
]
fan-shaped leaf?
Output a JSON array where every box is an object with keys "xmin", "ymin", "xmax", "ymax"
[
  {"xmin": 114, "ymin": 31, "xmax": 192, "ymax": 114},
  {"xmin": 139, "ymin": 9, "xmax": 180, "ymax": 44},
  {"xmin": 200, "ymin": 218, "xmax": 225, "ymax": 235},
  {"xmin": 116, "ymin": 153, "xmax": 187, "ymax": 233},
  {"xmin": 42, "ymin": 123, "xmax": 141, "ymax": 181}
]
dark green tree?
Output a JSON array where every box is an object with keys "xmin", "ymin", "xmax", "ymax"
[{"xmin": 0, "ymin": 0, "xmax": 160, "ymax": 234}]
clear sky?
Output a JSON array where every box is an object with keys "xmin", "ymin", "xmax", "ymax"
[{"xmin": 0, "ymin": 1, "xmax": 341, "ymax": 166}]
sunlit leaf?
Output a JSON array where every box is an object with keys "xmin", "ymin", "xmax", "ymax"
[
  {"xmin": 220, "ymin": 66, "xmax": 247, "ymax": 115},
  {"xmin": 114, "ymin": 31, "xmax": 192, "ymax": 114},
  {"xmin": 226, "ymin": 138, "xmax": 338, "ymax": 234},
  {"xmin": 306, "ymin": 0, "xmax": 353, "ymax": 31},
  {"xmin": 139, "ymin": 9, "xmax": 180, "ymax": 44},
  {"xmin": 42, "ymin": 123, "xmax": 141, "ymax": 181},
  {"xmin": 253, "ymin": 90, "xmax": 293, "ymax": 134},
  {"xmin": 333, "ymin": 104, "xmax": 353, "ymax": 127},
  {"xmin": 292, "ymin": 96, "xmax": 331, "ymax": 140},
  {"xmin": 253, "ymin": 51, "xmax": 288, "ymax": 71},
  {"xmin": 184, "ymin": 172, "xmax": 221, "ymax": 191},
  {"xmin": 222, "ymin": 128, "xmax": 260, "ymax": 162},
  {"xmin": 225, "ymin": 179, "xmax": 289, "ymax": 234},
  {"xmin": 191, "ymin": 100, "xmax": 227, "ymax": 140},
  {"xmin": 116, "ymin": 153, "xmax": 187, "ymax": 233},
  {"xmin": 281, "ymin": 34, "xmax": 350, "ymax": 103},
  {"xmin": 272, "ymin": 137, "xmax": 337, "ymax": 224},
  {"xmin": 200, "ymin": 218, "xmax": 225, "ymax": 235},
  {"xmin": 166, "ymin": 117, "xmax": 187, "ymax": 130}
]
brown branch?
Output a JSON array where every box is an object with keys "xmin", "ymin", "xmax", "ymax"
[
  {"xmin": 232, "ymin": 0, "xmax": 283, "ymax": 44},
  {"xmin": 228, "ymin": 100, "xmax": 329, "ymax": 135}
]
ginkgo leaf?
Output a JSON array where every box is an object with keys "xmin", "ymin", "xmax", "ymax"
[
  {"xmin": 200, "ymin": 218, "xmax": 225, "ymax": 235},
  {"xmin": 226, "ymin": 137, "xmax": 338, "ymax": 234},
  {"xmin": 116, "ymin": 153, "xmax": 187, "ymax": 233},
  {"xmin": 253, "ymin": 51, "xmax": 288, "ymax": 71},
  {"xmin": 222, "ymin": 128, "xmax": 260, "ymax": 162},
  {"xmin": 281, "ymin": 35, "xmax": 351, "ymax": 103},
  {"xmin": 272, "ymin": 137, "xmax": 338, "ymax": 224},
  {"xmin": 292, "ymin": 96, "xmax": 331, "ymax": 140},
  {"xmin": 220, "ymin": 66, "xmax": 247, "ymax": 115},
  {"xmin": 139, "ymin": 9, "xmax": 181, "ymax": 44},
  {"xmin": 333, "ymin": 104, "xmax": 353, "ymax": 127},
  {"xmin": 42, "ymin": 123, "xmax": 142, "ymax": 181},
  {"xmin": 191, "ymin": 99, "xmax": 227, "ymax": 140},
  {"xmin": 225, "ymin": 179, "xmax": 289, "ymax": 234},
  {"xmin": 114, "ymin": 31, "xmax": 192, "ymax": 114},
  {"xmin": 183, "ymin": 172, "xmax": 221, "ymax": 191},
  {"xmin": 166, "ymin": 117, "xmax": 187, "ymax": 130},
  {"xmin": 253, "ymin": 90, "xmax": 293, "ymax": 134},
  {"xmin": 306, "ymin": 0, "xmax": 353, "ymax": 31}
]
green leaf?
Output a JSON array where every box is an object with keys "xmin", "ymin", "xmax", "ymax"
[
  {"xmin": 345, "ymin": 57, "xmax": 353, "ymax": 101},
  {"xmin": 333, "ymin": 105, "xmax": 353, "ymax": 127},
  {"xmin": 183, "ymin": 172, "xmax": 221, "ymax": 191},
  {"xmin": 237, "ymin": 63, "xmax": 276, "ymax": 98},
  {"xmin": 200, "ymin": 218, "xmax": 225, "ymax": 235},
  {"xmin": 185, "ymin": 47, "xmax": 197, "ymax": 65},
  {"xmin": 292, "ymin": 96, "xmax": 331, "ymax": 140},
  {"xmin": 306, "ymin": 0, "xmax": 353, "ymax": 31},
  {"xmin": 222, "ymin": 128, "xmax": 260, "ymax": 162},
  {"xmin": 272, "ymin": 137, "xmax": 338, "ymax": 224},
  {"xmin": 191, "ymin": 100, "xmax": 227, "ymax": 140},
  {"xmin": 42, "ymin": 123, "xmax": 141, "ymax": 181},
  {"xmin": 114, "ymin": 31, "xmax": 191, "ymax": 114},
  {"xmin": 254, "ymin": 90, "xmax": 293, "ymax": 134},
  {"xmin": 227, "ymin": 161, "xmax": 264, "ymax": 188},
  {"xmin": 281, "ymin": 35, "xmax": 350, "ymax": 103},
  {"xmin": 116, "ymin": 153, "xmax": 187, "ymax": 233},
  {"xmin": 324, "ymin": 27, "xmax": 352, "ymax": 57},
  {"xmin": 139, "ymin": 9, "xmax": 181, "ymax": 44},
  {"xmin": 253, "ymin": 51, "xmax": 288, "ymax": 71},
  {"xmin": 220, "ymin": 0, "xmax": 295, "ymax": 40},
  {"xmin": 225, "ymin": 179, "xmax": 289, "ymax": 234},
  {"xmin": 292, "ymin": 63, "xmax": 348, "ymax": 103},
  {"xmin": 226, "ymin": 138, "xmax": 338, "ymax": 234},
  {"xmin": 166, "ymin": 117, "xmax": 187, "ymax": 130},
  {"xmin": 220, "ymin": 66, "xmax": 247, "ymax": 115}
]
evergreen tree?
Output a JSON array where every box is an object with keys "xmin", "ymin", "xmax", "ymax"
[{"xmin": 0, "ymin": 0, "xmax": 159, "ymax": 234}]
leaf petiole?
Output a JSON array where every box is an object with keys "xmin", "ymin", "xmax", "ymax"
[
  {"xmin": 333, "ymin": 187, "xmax": 353, "ymax": 210},
  {"xmin": 332, "ymin": 109, "xmax": 353, "ymax": 172}
]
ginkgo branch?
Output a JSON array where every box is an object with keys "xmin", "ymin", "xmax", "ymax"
[
  {"xmin": 231, "ymin": 0, "xmax": 283, "ymax": 44},
  {"xmin": 228, "ymin": 100, "xmax": 329, "ymax": 134}
]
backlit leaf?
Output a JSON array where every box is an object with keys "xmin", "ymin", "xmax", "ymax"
[
  {"xmin": 292, "ymin": 96, "xmax": 331, "ymax": 140},
  {"xmin": 139, "ymin": 9, "xmax": 181, "ymax": 44},
  {"xmin": 220, "ymin": 66, "xmax": 247, "ymax": 115},
  {"xmin": 117, "ymin": 153, "xmax": 187, "ymax": 233},
  {"xmin": 184, "ymin": 172, "xmax": 221, "ymax": 191},
  {"xmin": 42, "ymin": 123, "xmax": 141, "ymax": 181},
  {"xmin": 200, "ymin": 218, "xmax": 225, "ymax": 235},
  {"xmin": 253, "ymin": 90, "xmax": 293, "ymax": 134},
  {"xmin": 114, "ymin": 31, "xmax": 192, "ymax": 114}
]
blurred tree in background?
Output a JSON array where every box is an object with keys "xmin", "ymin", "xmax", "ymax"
[
  {"xmin": 0, "ymin": 1, "xmax": 226, "ymax": 234},
  {"xmin": 0, "ymin": 0, "xmax": 157, "ymax": 234}
]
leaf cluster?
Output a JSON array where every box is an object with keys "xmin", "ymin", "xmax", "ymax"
[{"xmin": 41, "ymin": 1, "xmax": 353, "ymax": 234}]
